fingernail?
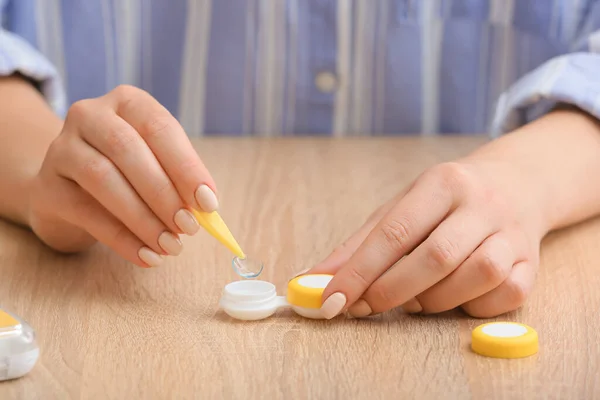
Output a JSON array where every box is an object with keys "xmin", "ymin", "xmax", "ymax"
[
  {"xmin": 174, "ymin": 209, "xmax": 200, "ymax": 235},
  {"xmin": 138, "ymin": 247, "xmax": 164, "ymax": 268},
  {"xmin": 158, "ymin": 232, "xmax": 183, "ymax": 256},
  {"xmin": 402, "ymin": 298, "xmax": 423, "ymax": 314},
  {"xmin": 348, "ymin": 299, "xmax": 372, "ymax": 318},
  {"xmin": 195, "ymin": 184, "xmax": 219, "ymax": 212},
  {"xmin": 291, "ymin": 268, "xmax": 310, "ymax": 279},
  {"xmin": 321, "ymin": 292, "xmax": 347, "ymax": 319}
]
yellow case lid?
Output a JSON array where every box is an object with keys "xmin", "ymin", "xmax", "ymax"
[
  {"xmin": 0, "ymin": 309, "xmax": 19, "ymax": 329},
  {"xmin": 286, "ymin": 274, "xmax": 333, "ymax": 309},
  {"xmin": 471, "ymin": 322, "xmax": 538, "ymax": 359}
]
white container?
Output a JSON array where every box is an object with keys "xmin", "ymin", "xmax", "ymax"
[{"xmin": 219, "ymin": 274, "xmax": 334, "ymax": 321}]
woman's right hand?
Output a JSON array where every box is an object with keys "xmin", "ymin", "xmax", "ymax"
[{"xmin": 27, "ymin": 85, "xmax": 218, "ymax": 268}]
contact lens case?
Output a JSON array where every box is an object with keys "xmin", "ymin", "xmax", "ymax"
[
  {"xmin": 0, "ymin": 308, "xmax": 39, "ymax": 381},
  {"xmin": 219, "ymin": 274, "xmax": 333, "ymax": 320}
]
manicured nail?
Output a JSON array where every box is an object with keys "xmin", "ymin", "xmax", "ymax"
[
  {"xmin": 291, "ymin": 268, "xmax": 310, "ymax": 279},
  {"xmin": 138, "ymin": 247, "xmax": 164, "ymax": 268},
  {"xmin": 321, "ymin": 292, "xmax": 347, "ymax": 319},
  {"xmin": 158, "ymin": 232, "xmax": 183, "ymax": 256},
  {"xmin": 348, "ymin": 299, "xmax": 372, "ymax": 318},
  {"xmin": 402, "ymin": 298, "xmax": 423, "ymax": 314},
  {"xmin": 174, "ymin": 209, "xmax": 200, "ymax": 235},
  {"xmin": 195, "ymin": 184, "xmax": 219, "ymax": 212}
]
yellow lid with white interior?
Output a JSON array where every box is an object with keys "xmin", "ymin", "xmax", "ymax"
[
  {"xmin": 287, "ymin": 274, "xmax": 333, "ymax": 309},
  {"xmin": 471, "ymin": 322, "xmax": 538, "ymax": 359}
]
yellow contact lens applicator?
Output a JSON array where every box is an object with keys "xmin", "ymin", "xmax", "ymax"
[
  {"xmin": 191, "ymin": 209, "xmax": 264, "ymax": 278},
  {"xmin": 191, "ymin": 209, "xmax": 246, "ymax": 259}
]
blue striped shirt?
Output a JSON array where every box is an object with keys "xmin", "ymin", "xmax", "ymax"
[{"xmin": 1, "ymin": 0, "xmax": 600, "ymax": 137}]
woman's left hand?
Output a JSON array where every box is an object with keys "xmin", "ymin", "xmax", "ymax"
[{"xmin": 309, "ymin": 158, "xmax": 547, "ymax": 319}]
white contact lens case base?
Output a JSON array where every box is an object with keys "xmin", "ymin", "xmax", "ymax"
[{"xmin": 219, "ymin": 274, "xmax": 334, "ymax": 321}]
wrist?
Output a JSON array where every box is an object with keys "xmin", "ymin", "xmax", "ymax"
[
  {"xmin": 460, "ymin": 153, "xmax": 551, "ymax": 240},
  {"xmin": 463, "ymin": 108, "xmax": 600, "ymax": 236},
  {"xmin": 0, "ymin": 76, "xmax": 64, "ymax": 228}
]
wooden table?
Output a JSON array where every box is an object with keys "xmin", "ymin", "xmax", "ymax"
[{"xmin": 1, "ymin": 137, "xmax": 599, "ymax": 399}]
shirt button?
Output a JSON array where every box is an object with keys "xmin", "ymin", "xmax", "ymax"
[{"xmin": 315, "ymin": 71, "xmax": 338, "ymax": 93}]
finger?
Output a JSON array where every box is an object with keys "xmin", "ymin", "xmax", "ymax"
[
  {"xmin": 106, "ymin": 85, "xmax": 218, "ymax": 212},
  {"xmin": 416, "ymin": 230, "xmax": 519, "ymax": 314},
  {"xmin": 57, "ymin": 178, "xmax": 164, "ymax": 268},
  {"xmin": 320, "ymin": 174, "xmax": 455, "ymax": 318},
  {"xmin": 359, "ymin": 206, "xmax": 500, "ymax": 315},
  {"xmin": 461, "ymin": 260, "xmax": 536, "ymax": 318},
  {"xmin": 349, "ymin": 296, "xmax": 423, "ymax": 318},
  {"xmin": 58, "ymin": 138, "xmax": 182, "ymax": 257},
  {"xmin": 75, "ymin": 105, "xmax": 194, "ymax": 236},
  {"xmin": 400, "ymin": 298, "xmax": 423, "ymax": 314},
  {"xmin": 311, "ymin": 188, "xmax": 410, "ymax": 275}
]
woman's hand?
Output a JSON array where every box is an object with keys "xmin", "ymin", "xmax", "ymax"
[
  {"xmin": 27, "ymin": 85, "xmax": 218, "ymax": 268},
  {"xmin": 310, "ymin": 157, "xmax": 546, "ymax": 319},
  {"xmin": 308, "ymin": 108, "xmax": 600, "ymax": 320}
]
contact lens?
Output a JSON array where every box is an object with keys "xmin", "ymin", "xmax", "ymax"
[{"xmin": 232, "ymin": 257, "xmax": 264, "ymax": 279}]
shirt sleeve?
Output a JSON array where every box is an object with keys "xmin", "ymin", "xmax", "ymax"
[
  {"xmin": 0, "ymin": 28, "xmax": 67, "ymax": 116},
  {"xmin": 490, "ymin": 5, "xmax": 600, "ymax": 136}
]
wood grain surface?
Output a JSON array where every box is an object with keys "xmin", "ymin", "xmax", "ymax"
[{"xmin": 0, "ymin": 137, "xmax": 599, "ymax": 399}]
